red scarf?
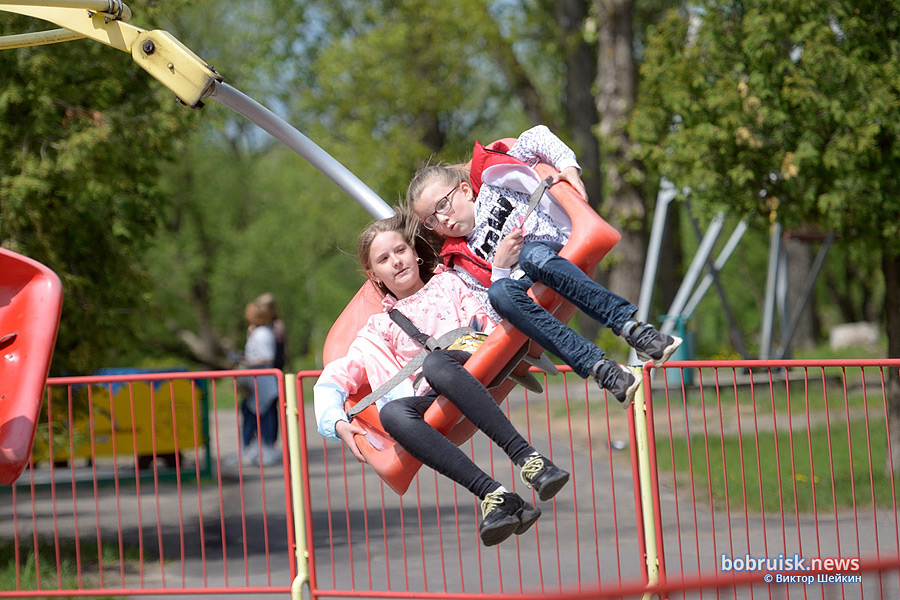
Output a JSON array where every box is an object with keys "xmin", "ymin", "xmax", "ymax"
[{"xmin": 439, "ymin": 139, "xmax": 530, "ymax": 288}]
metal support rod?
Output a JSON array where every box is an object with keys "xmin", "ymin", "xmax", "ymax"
[
  {"xmin": 0, "ymin": 28, "xmax": 83, "ymax": 48},
  {"xmin": 759, "ymin": 222, "xmax": 782, "ymax": 359},
  {"xmin": 0, "ymin": 1, "xmax": 132, "ymax": 50},
  {"xmin": 685, "ymin": 212, "xmax": 750, "ymax": 359},
  {"xmin": 629, "ymin": 179, "xmax": 676, "ymax": 365},
  {"xmin": 1, "ymin": 0, "xmax": 129, "ymax": 17},
  {"xmin": 777, "ymin": 237, "xmax": 789, "ymax": 343},
  {"xmin": 636, "ymin": 179, "xmax": 676, "ymax": 324},
  {"xmin": 284, "ymin": 376, "xmax": 311, "ymax": 600},
  {"xmin": 632, "ymin": 368, "xmax": 661, "ymax": 599},
  {"xmin": 682, "ymin": 219, "xmax": 748, "ymax": 319},
  {"xmin": 775, "ymin": 232, "xmax": 835, "ymax": 359},
  {"xmin": 659, "ymin": 210, "xmax": 726, "ymax": 336},
  {"xmin": 210, "ymin": 82, "xmax": 393, "ymax": 219}
]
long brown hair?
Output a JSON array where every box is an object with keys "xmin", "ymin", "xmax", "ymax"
[{"xmin": 357, "ymin": 208, "xmax": 441, "ymax": 297}]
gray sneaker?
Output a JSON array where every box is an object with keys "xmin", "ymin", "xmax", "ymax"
[
  {"xmin": 591, "ymin": 358, "xmax": 640, "ymax": 407},
  {"xmin": 623, "ymin": 322, "xmax": 683, "ymax": 367}
]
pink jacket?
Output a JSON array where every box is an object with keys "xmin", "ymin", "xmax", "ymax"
[{"xmin": 314, "ymin": 269, "xmax": 497, "ymax": 439}]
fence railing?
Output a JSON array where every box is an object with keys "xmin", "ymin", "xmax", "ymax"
[
  {"xmin": 646, "ymin": 359, "xmax": 900, "ymax": 599},
  {"xmin": 0, "ymin": 369, "xmax": 296, "ymax": 597},
  {"xmin": 1, "ymin": 360, "xmax": 899, "ymax": 599}
]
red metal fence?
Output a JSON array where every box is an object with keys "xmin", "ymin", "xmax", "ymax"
[
  {"xmin": 295, "ymin": 360, "xmax": 900, "ymax": 600},
  {"xmin": 0, "ymin": 370, "xmax": 296, "ymax": 597},
  {"xmin": 294, "ymin": 368, "xmax": 646, "ymax": 598},
  {"xmin": 2, "ymin": 360, "xmax": 900, "ymax": 599},
  {"xmin": 646, "ymin": 359, "xmax": 900, "ymax": 599}
]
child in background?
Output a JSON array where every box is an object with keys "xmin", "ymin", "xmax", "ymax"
[
  {"xmin": 237, "ymin": 300, "xmax": 281, "ymax": 467},
  {"xmin": 407, "ymin": 125, "xmax": 681, "ymax": 407},
  {"xmin": 256, "ymin": 292, "xmax": 287, "ymax": 370}
]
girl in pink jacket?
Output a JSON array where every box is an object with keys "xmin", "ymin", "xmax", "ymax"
[{"xmin": 314, "ymin": 211, "xmax": 568, "ymax": 546}]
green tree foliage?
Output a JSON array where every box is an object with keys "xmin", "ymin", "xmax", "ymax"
[
  {"xmin": 132, "ymin": 0, "xmax": 677, "ymax": 368},
  {"xmin": 0, "ymin": 4, "xmax": 196, "ymax": 374},
  {"xmin": 140, "ymin": 130, "xmax": 373, "ymax": 368},
  {"xmin": 632, "ymin": 1, "xmax": 900, "ymax": 246},
  {"xmin": 631, "ymin": 0, "xmax": 900, "ymax": 467},
  {"xmin": 126, "ymin": 0, "xmax": 540, "ymax": 369}
]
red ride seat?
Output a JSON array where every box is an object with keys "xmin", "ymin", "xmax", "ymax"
[
  {"xmin": 322, "ymin": 140, "xmax": 621, "ymax": 495},
  {"xmin": 0, "ymin": 248, "xmax": 63, "ymax": 485}
]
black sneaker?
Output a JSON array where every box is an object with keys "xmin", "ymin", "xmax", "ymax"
[
  {"xmin": 519, "ymin": 456, "xmax": 570, "ymax": 502},
  {"xmin": 592, "ymin": 358, "xmax": 640, "ymax": 407},
  {"xmin": 515, "ymin": 501, "xmax": 542, "ymax": 535},
  {"xmin": 623, "ymin": 322, "xmax": 683, "ymax": 367},
  {"xmin": 479, "ymin": 490, "xmax": 525, "ymax": 546}
]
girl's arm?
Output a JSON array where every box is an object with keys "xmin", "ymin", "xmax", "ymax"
[
  {"xmin": 313, "ymin": 327, "xmax": 384, "ymax": 439},
  {"xmin": 314, "ymin": 377, "xmax": 368, "ymax": 462},
  {"xmin": 508, "ymin": 125, "xmax": 581, "ymax": 174}
]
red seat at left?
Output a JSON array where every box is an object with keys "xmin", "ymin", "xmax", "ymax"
[{"xmin": 0, "ymin": 248, "xmax": 63, "ymax": 485}]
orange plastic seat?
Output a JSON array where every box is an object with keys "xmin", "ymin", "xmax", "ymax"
[
  {"xmin": 0, "ymin": 248, "xmax": 63, "ymax": 485},
  {"xmin": 322, "ymin": 141, "xmax": 621, "ymax": 495}
]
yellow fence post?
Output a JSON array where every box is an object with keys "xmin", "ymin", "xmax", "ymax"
[
  {"xmin": 632, "ymin": 365, "xmax": 661, "ymax": 600},
  {"xmin": 285, "ymin": 375, "xmax": 311, "ymax": 600}
]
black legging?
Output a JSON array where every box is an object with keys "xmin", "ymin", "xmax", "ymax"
[{"xmin": 379, "ymin": 350, "xmax": 535, "ymax": 499}]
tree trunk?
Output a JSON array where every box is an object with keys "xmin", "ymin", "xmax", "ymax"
[
  {"xmin": 783, "ymin": 236, "xmax": 816, "ymax": 353},
  {"xmin": 595, "ymin": 0, "xmax": 646, "ymax": 308},
  {"xmin": 556, "ymin": 0, "xmax": 602, "ymax": 208},
  {"xmin": 556, "ymin": 0, "xmax": 607, "ymax": 340},
  {"xmin": 884, "ymin": 253, "xmax": 900, "ymax": 474}
]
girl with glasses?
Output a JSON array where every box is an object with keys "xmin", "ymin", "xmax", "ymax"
[{"xmin": 407, "ymin": 125, "xmax": 681, "ymax": 407}]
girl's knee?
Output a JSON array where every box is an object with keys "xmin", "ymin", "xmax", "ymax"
[
  {"xmin": 519, "ymin": 241, "xmax": 559, "ymax": 275},
  {"xmin": 488, "ymin": 277, "xmax": 518, "ymax": 305},
  {"xmin": 378, "ymin": 401, "xmax": 407, "ymax": 435},
  {"xmin": 423, "ymin": 349, "xmax": 457, "ymax": 387},
  {"xmin": 423, "ymin": 349, "xmax": 449, "ymax": 372}
]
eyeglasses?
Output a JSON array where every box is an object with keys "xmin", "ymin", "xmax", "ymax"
[{"xmin": 422, "ymin": 183, "xmax": 460, "ymax": 231}]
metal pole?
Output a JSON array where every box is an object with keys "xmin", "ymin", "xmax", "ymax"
[
  {"xmin": 777, "ymin": 237, "xmax": 789, "ymax": 344},
  {"xmin": 683, "ymin": 215, "xmax": 751, "ymax": 359},
  {"xmin": 632, "ymin": 367, "xmax": 661, "ymax": 599},
  {"xmin": 636, "ymin": 179, "xmax": 677, "ymax": 323},
  {"xmin": 659, "ymin": 210, "xmax": 726, "ymax": 336},
  {"xmin": 682, "ymin": 219, "xmax": 748, "ymax": 319},
  {"xmin": 629, "ymin": 179, "xmax": 676, "ymax": 365},
  {"xmin": 209, "ymin": 81, "xmax": 394, "ymax": 220},
  {"xmin": 759, "ymin": 222, "xmax": 782, "ymax": 359}
]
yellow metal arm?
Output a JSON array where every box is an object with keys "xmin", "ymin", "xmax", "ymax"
[{"xmin": 0, "ymin": 1, "xmax": 220, "ymax": 108}]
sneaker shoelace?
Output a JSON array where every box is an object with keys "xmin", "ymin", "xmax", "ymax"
[
  {"xmin": 598, "ymin": 363, "xmax": 623, "ymax": 390},
  {"xmin": 481, "ymin": 490, "xmax": 505, "ymax": 518},
  {"xmin": 630, "ymin": 324, "xmax": 661, "ymax": 351},
  {"xmin": 520, "ymin": 456, "xmax": 545, "ymax": 487}
]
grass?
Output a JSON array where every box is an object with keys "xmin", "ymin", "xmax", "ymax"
[
  {"xmin": 659, "ymin": 364, "xmax": 889, "ymax": 415},
  {"xmin": 656, "ymin": 419, "xmax": 900, "ymax": 513},
  {"xmin": 0, "ymin": 539, "xmax": 140, "ymax": 598}
]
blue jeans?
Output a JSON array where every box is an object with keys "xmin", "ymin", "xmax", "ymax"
[
  {"xmin": 242, "ymin": 398, "xmax": 279, "ymax": 447},
  {"xmin": 488, "ymin": 241, "xmax": 637, "ymax": 378}
]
